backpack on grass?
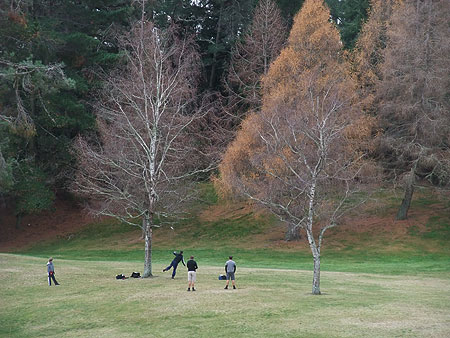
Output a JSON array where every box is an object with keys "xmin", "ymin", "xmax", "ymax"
[
  {"xmin": 116, "ymin": 274, "xmax": 126, "ymax": 280},
  {"xmin": 131, "ymin": 272, "xmax": 141, "ymax": 278}
]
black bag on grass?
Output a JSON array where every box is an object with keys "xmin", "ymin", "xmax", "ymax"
[
  {"xmin": 218, "ymin": 274, "xmax": 226, "ymax": 280},
  {"xmin": 116, "ymin": 274, "xmax": 126, "ymax": 280},
  {"xmin": 131, "ymin": 272, "xmax": 141, "ymax": 278}
]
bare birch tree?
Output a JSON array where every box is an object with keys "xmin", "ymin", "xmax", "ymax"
[
  {"xmin": 221, "ymin": 70, "xmax": 372, "ymax": 295},
  {"xmin": 72, "ymin": 20, "xmax": 205, "ymax": 278},
  {"xmin": 220, "ymin": 0, "xmax": 375, "ymax": 295}
]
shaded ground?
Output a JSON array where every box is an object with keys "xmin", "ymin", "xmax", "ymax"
[
  {"xmin": 194, "ymin": 193, "xmax": 450, "ymax": 252},
  {"xmin": 0, "ymin": 187, "xmax": 449, "ymax": 253},
  {"xmin": 0, "ymin": 200, "xmax": 96, "ymax": 251}
]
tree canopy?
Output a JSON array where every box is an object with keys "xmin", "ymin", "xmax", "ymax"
[{"xmin": 1, "ymin": 0, "xmax": 448, "ymax": 247}]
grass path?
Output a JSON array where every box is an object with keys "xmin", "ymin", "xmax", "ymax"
[{"xmin": 1, "ymin": 254, "xmax": 449, "ymax": 337}]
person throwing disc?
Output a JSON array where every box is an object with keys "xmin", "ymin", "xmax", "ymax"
[{"xmin": 163, "ymin": 250, "xmax": 185, "ymax": 279}]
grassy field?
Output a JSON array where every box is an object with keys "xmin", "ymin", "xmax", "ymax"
[
  {"xmin": 1, "ymin": 186, "xmax": 450, "ymax": 337},
  {"xmin": 1, "ymin": 254, "xmax": 449, "ymax": 338}
]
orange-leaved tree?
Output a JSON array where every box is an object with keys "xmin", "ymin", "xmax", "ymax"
[
  {"xmin": 376, "ymin": 0, "xmax": 450, "ymax": 220},
  {"xmin": 351, "ymin": 0, "xmax": 401, "ymax": 116},
  {"xmin": 220, "ymin": 0, "xmax": 375, "ymax": 295}
]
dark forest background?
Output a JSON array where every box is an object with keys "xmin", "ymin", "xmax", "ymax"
[{"xmin": 1, "ymin": 0, "xmax": 448, "ymax": 227}]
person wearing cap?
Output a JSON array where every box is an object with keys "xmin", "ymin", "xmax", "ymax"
[
  {"xmin": 224, "ymin": 256, "xmax": 236, "ymax": 289},
  {"xmin": 186, "ymin": 256, "xmax": 198, "ymax": 291},
  {"xmin": 47, "ymin": 257, "xmax": 60, "ymax": 286},
  {"xmin": 162, "ymin": 250, "xmax": 185, "ymax": 279}
]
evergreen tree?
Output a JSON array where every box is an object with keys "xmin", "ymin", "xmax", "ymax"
[
  {"xmin": 151, "ymin": 0, "xmax": 258, "ymax": 90},
  {"xmin": 275, "ymin": 0, "xmax": 304, "ymax": 25},
  {"xmin": 224, "ymin": 0, "xmax": 286, "ymax": 118},
  {"xmin": 328, "ymin": 0, "xmax": 370, "ymax": 49},
  {"xmin": 0, "ymin": 0, "xmax": 134, "ymax": 222}
]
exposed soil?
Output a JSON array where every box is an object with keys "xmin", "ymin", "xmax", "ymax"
[
  {"xmin": 0, "ymin": 191, "xmax": 448, "ymax": 253},
  {"xmin": 0, "ymin": 199, "xmax": 95, "ymax": 251},
  {"xmin": 198, "ymin": 195, "xmax": 449, "ymax": 252}
]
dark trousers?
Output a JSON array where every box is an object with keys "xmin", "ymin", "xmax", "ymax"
[
  {"xmin": 164, "ymin": 262, "xmax": 179, "ymax": 278},
  {"xmin": 48, "ymin": 273, "xmax": 59, "ymax": 286}
]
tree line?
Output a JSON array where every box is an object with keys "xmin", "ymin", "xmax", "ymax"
[
  {"xmin": 1, "ymin": 0, "xmax": 449, "ymax": 293},
  {"xmin": 0, "ymin": 0, "xmax": 370, "ymax": 224}
]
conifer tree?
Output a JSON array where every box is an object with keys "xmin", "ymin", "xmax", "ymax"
[
  {"xmin": 328, "ymin": 0, "xmax": 370, "ymax": 49},
  {"xmin": 224, "ymin": 0, "xmax": 286, "ymax": 119},
  {"xmin": 351, "ymin": 0, "xmax": 399, "ymax": 116},
  {"xmin": 0, "ymin": 0, "xmax": 133, "ymax": 222},
  {"xmin": 376, "ymin": 0, "xmax": 450, "ymax": 220}
]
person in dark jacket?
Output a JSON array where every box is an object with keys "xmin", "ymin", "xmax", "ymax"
[
  {"xmin": 163, "ymin": 250, "xmax": 185, "ymax": 279},
  {"xmin": 186, "ymin": 256, "xmax": 198, "ymax": 291},
  {"xmin": 47, "ymin": 257, "xmax": 60, "ymax": 286},
  {"xmin": 224, "ymin": 256, "xmax": 236, "ymax": 289}
]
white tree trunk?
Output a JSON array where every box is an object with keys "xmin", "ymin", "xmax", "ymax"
[
  {"xmin": 312, "ymin": 254, "xmax": 321, "ymax": 295},
  {"xmin": 306, "ymin": 179, "xmax": 321, "ymax": 295},
  {"xmin": 143, "ymin": 212, "xmax": 153, "ymax": 278}
]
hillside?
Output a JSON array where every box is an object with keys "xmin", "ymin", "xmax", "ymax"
[
  {"xmin": 1, "ymin": 185, "xmax": 449, "ymax": 262},
  {"xmin": 0, "ymin": 199, "xmax": 96, "ymax": 252}
]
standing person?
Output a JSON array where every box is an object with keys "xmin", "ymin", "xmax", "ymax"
[
  {"xmin": 47, "ymin": 257, "xmax": 60, "ymax": 286},
  {"xmin": 163, "ymin": 250, "xmax": 185, "ymax": 279},
  {"xmin": 224, "ymin": 256, "xmax": 236, "ymax": 289},
  {"xmin": 186, "ymin": 256, "xmax": 198, "ymax": 291}
]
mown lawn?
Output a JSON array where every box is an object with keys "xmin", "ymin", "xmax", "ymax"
[
  {"xmin": 0, "ymin": 254, "xmax": 449, "ymax": 338},
  {"xmin": 2, "ymin": 186, "xmax": 449, "ymax": 337}
]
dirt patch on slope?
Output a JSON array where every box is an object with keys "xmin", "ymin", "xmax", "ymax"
[
  {"xmin": 0, "ymin": 190, "xmax": 448, "ymax": 253},
  {"xmin": 199, "ymin": 200, "xmax": 261, "ymax": 222},
  {"xmin": 197, "ymin": 195, "xmax": 448, "ymax": 252},
  {"xmin": 0, "ymin": 200, "xmax": 96, "ymax": 252}
]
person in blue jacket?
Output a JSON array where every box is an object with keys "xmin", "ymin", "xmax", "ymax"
[{"xmin": 163, "ymin": 250, "xmax": 185, "ymax": 279}]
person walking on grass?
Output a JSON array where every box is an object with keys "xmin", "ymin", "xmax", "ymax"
[
  {"xmin": 163, "ymin": 250, "xmax": 185, "ymax": 279},
  {"xmin": 47, "ymin": 257, "xmax": 60, "ymax": 286},
  {"xmin": 186, "ymin": 256, "xmax": 198, "ymax": 291},
  {"xmin": 224, "ymin": 256, "xmax": 236, "ymax": 290}
]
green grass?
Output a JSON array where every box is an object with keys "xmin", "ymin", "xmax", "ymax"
[
  {"xmin": 407, "ymin": 214, "xmax": 450, "ymax": 241},
  {"xmin": 18, "ymin": 243, "xmax": 450, "ymax": 277},
  {"xmin": 12, "ymin": 185, "xmax": 450, "ymax": 277},
  {"xmin": 423, "ymin": 215, "xmax": 450, "ymax": 240},
  {"xmin": 187, "ymin": 212, "xmax": 269, "ymax": 240},
  {"xmin": 1, "ymin": 254, "xmax": 449, "ymax": 338},
  {"xmin": 2, "ymin": 185, "xmax": 450, "ymax": 336}
]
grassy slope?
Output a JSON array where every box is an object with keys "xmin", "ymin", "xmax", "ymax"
[{"xmin": 14, "ymin": 184, "xmax": 450, "ymax": 275}]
